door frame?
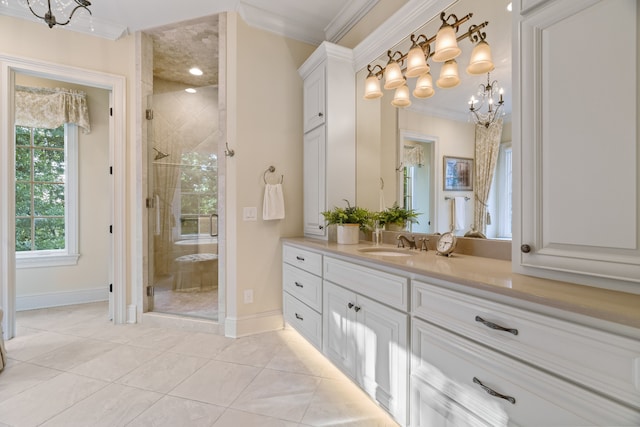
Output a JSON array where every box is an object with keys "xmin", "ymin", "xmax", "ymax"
[{"xmin": 0, "ymin": 54, "xmax": 127, "ymax": 339}]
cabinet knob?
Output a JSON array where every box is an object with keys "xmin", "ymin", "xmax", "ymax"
[
  {"xmin": 354, "ymin": 306, "xmax": 361, "ymax": 312},
  {"xmin": 348, "ymin": 302, "xmax": 354, "ymax": 309},
  {"xmin": 520, "ymin": 244, "xmax": 531, "ymax": 253},
  {"xmin": 318, "ymin": 112, "xmax": 323, "ymax": 117},
  {"xmin": 319, "ymin": 225, "xmax": 324, "ymax": 230}
]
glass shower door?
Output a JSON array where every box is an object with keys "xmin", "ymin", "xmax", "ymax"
[{"xmin": 147, "ymin": 86, "xmax": 219, "ymax": 320}]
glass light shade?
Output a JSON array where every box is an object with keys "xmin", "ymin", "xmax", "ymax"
[
  {"xmin": 436, "ymin": 59, "xmax": 460, "ymax": 88},
  {"xmin": 405, "ymin": 45, "xmax": 429, "ymax": 78},
  {"xmin": 391, "ymin": 84, "xmax": 411, "ymax": 108},
  {"xmin": 383, "ymin": 60, "xmax": 404, "ymax": 90},
  {"xmin": 413, "ymin": 72, "xmax": 435, "ymax": 98},
  {"xmin": 432, "ymin": 24, "xmax": 461, "ymax": 62},
  {"xmin": 466, "ymin": 41, "xmax": 495, "ymax": 75},
  {"xmin": 363, "ymin": 74, "xmax": 383, "ymax": 99}
]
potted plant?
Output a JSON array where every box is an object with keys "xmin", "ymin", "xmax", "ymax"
[
  {"xmin": 377, "ymin": 202, "xmax": 419, "ymax": 231},
  {"xmin": 322, "ymin": 200, "xmax": 372, "ymax": 244}
]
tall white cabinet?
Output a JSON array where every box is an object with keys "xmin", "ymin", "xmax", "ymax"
[
  {"xmin": 513, "ymin": 0, "xmax": 640, "ymax": 292},
  {"xmin": 298, "ymin": 42, "xmax": 356, "ymax": 239}
]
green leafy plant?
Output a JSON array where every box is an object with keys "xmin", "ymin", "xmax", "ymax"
[
  {"xmin": 377, "ymin": 202, "xmax": 420, "ymax": 228},
  {"xmin": 322, "ymin": 200, "xmax": 373, "ymax": 231}
]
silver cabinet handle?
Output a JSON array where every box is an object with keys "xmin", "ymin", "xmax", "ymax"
[
  {"xmin": 294, "ymin": 282, "xmax": 303, "ymax": 288},
  {"xmin": 295, "ymin": 313, "xmax": 303, "ymax": 321},
  {"xmin": 475, "ymin": 316, "xmax": 518, "ymax": 336},
  {"xmin": 473, "ymin": 377, "xmax": 516, "ymax": 404}
]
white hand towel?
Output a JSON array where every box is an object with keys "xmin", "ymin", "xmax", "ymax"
[
  {"xmin": 263, "ymin": 183, "xmax": 285, "ymax": 220},
  {"xmin": 454, "ymin": 196, "xmax": 466, "ymax": 231}
]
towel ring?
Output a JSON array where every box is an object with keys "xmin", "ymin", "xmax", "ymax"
[{"xmin": 263, "ymin": 165, "xmax": 284, "ymax": 184}]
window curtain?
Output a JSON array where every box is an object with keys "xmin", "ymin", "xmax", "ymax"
[
  {"xmin": 473, "ymin": 118, "xmax": 503, "ymax": 234},
  {"xmin": 403, "ymin": 145, "xmax": 424, "ymax": 167},
  {"xmin": 14, "ymin": 86, "xmax": 91, "ymax": 133}
]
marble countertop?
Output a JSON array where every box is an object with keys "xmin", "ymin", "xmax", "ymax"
[{"xmin": 282, "ymin": 237, "xmax": 640, "ymax": 331}]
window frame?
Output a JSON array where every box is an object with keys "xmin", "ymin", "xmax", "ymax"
[{"xmin": 15, "ymin": 123, "xmax": 79, "ymax": 268}]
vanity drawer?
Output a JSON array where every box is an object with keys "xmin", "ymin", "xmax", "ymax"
[
  {"xmin": 283, "ymin": 292, "xmax": 322, "ymax": 349},
  {"xmin": 283, "ymin": 263, "xmax": 322, "ymax": 312},
  {"xmin": 412, "ymin": 318, "xmax": 640, "ymax": 426},
  {"xmin": 324, "ymin": 256, "xmax": 408, "ymax": 311},
  {"xmin": 412, "ymin": 280, "xmax": 640, "ymax": 410},
  {"xmin": 283, "ymin": 244, "xmax": 322, "ymax": 276}
]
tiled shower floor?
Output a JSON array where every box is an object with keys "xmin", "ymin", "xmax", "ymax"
[{"xmin": 0, "ymin": 302, "xmax": 399, "ymax": 426}]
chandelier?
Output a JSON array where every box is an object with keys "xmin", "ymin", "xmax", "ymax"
[
  {"xmin": 363, "ymin": 11, "xmax": 495, "ymax": 108},
  {"xmin": 25, "ymin": 0, "xmax": 92, "ymax": 28},
  {"xmin": 468, "ymin": 72, "xmax": 504, "ymax": 128}
]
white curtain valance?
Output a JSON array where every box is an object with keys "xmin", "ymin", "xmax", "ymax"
[
  {"xmin": 403, "ymin": 145, "xmax": 424, "ymax": 167},
  {"xmin": 15, "ymin": 86, "xmax": 91, "ymax": 133}
]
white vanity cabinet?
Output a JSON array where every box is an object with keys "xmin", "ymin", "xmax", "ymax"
[
  {"xmin": 298, "ymin": 42, "xmax": 356, "ymax": 239},
  {"xmin": 411, "ymin": 279, "xmax": 640, "ymax": 426},
  {"xmin": 282, "ymin": 245, "xmax": 323, "ymax": 349},
  {"xmin": 323, "ymin": 258, "xmax": 408, "ymax": 426},
  {"xmin": 513, "ymin": 0, "xmax": 640, "ymax": 288}
]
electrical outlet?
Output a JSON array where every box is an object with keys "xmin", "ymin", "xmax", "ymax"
[{"xmin": 244, "ymin": 289, "xmax": 254, "ymax": 304}]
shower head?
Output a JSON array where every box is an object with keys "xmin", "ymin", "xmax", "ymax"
[{"xmin": 153, "ymin": 147, "xmax": 169, "ymax": 160}]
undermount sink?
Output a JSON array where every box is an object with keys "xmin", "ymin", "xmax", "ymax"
[{"xmin": 358, "ymin": 247, "xmax": 414, "ymax": 257}]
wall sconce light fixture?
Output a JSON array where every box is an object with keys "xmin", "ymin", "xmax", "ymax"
[{"xmin": 364, "ymin": 11, "xmax": 494, "ymax": 108}]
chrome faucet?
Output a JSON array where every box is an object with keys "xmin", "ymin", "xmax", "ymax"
[{"xmin": 397, "ymin": 234, "xmax": 417, "ymax": 249}]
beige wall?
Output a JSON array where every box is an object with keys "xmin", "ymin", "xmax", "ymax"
[
  {"xmin": 225, "ymin": 13, "xmax": 315, "ymax": 333},
  {"xmin": 14, "ymin": 75, "xmax": 111, "ymax": 300},
  {"xmin": 1, "ymin": 15, "xmax": 138, "ymax": 309}
]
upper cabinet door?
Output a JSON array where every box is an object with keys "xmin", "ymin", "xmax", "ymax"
[
  {"xmin": 303, "ymin": 64, "xmax": 325, "ymax": 133},
  {"xmin": 513, "ymin": 0, "xmax": 640, "ymax": 291}
]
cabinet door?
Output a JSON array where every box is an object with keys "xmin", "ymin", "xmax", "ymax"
[
  {"xmin": 357, "ymin": 294, "xmax": 408, "ymax": 426},
  {"xmin": 303, "ymin": 126, "xmax": 326, "ymax": 237},
  {"xmin": 303, "ymin": 64, "xmax": 325, "ymax": 132},
  {"xmin": 322, "ymin": 281, "xmax": 357, "ymax": 378},
  {"xmin": 514, "ymin": 0, "xmax": 640, "ymax": 286}
]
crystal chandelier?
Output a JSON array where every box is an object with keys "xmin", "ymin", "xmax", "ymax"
[
  {"xmin": 468, "ymin": 72, "xmax": 504, "ymax": 128},
  {"xmin": 24, "ymin": 0, "xmax": 92, "ymax": 28}
]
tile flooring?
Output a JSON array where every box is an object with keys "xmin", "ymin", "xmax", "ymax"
[{"xmin": 0, "ymin": 302, "xmax": 399, "ymax": 426}]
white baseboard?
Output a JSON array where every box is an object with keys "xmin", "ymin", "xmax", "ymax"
[
  {"xmin": 224, "ymin": 310, "xmax": 284, "ymax": 338},
  {"xmin": 16, "ymin": 287, "xmax": 108, "ymax": 311}
]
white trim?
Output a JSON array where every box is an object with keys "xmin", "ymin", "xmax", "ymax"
[
  {"xmin": 224, "ymin": 310, "xmax": 284, "ymax": 338},
  {"xmin": 16, "ymin": 287, "xmax": 107, "ymax": 311},
  {"xmin": 0, "ymin": 54, "xmax": 127, "ymax": 339},
  {"xmin": 325, "ymin": 0, "xmax": 380, "ymax": 43},
  {"xmin": 16, "ymin": 252, "xmax": 79, "ymax": 268}
]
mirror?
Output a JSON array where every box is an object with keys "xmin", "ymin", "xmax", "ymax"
[{"xmin": 356, "ymin": 0, "xmax": 512, "ymax": 239}]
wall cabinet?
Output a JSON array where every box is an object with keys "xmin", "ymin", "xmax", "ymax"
[
  {"xmin": 513, "ymin": 0, "xmax": 640, "ymax": 290},
  {"xmin": 298, "ymin": 42, "xmax": 356, "ymax": 239}
]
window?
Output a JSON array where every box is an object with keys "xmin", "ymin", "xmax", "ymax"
[
  {"xmin": 178, "ymin": 152, "xmax": 217, "ymax": 237},
  {"xmin": 496, "ymin": 143, "xmax": 512, "ymax": 238},
  {"xmin": 15, "ymin": 124, "xmax": 79, "ymax": 267}
]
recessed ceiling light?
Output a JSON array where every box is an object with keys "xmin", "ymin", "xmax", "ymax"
[
  {"xmin": 507, "ymin": 2, "xmax": 512, "ymax": 12},
  {"xmin": 189, "ymin": 67, "xmax": 203, "ymax": 76},
  {"xmin": 185, "ymin": 88, "xmax": 197, "ymax": 94}
]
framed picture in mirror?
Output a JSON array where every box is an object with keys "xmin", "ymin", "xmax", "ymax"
[{"xmin": 443, "ymin": 156, "xmax": 473, "ymax": 191}]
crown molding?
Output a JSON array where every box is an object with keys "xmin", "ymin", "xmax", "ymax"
[
  {"xmin": 0, "ymin": 3, "xmax": 127, "ymax": 40},
  {"xmin": 353, "ymin": 0, "xmax": 457, "ymax": 71},
  {"xmin": 325, "ymin": 0, "xmax": 380, "ymax": 43}
]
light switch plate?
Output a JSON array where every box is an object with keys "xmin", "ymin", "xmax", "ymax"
[{"xmin": 243, "ymin": 207, "xmax": 257, "ymax": 221}]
